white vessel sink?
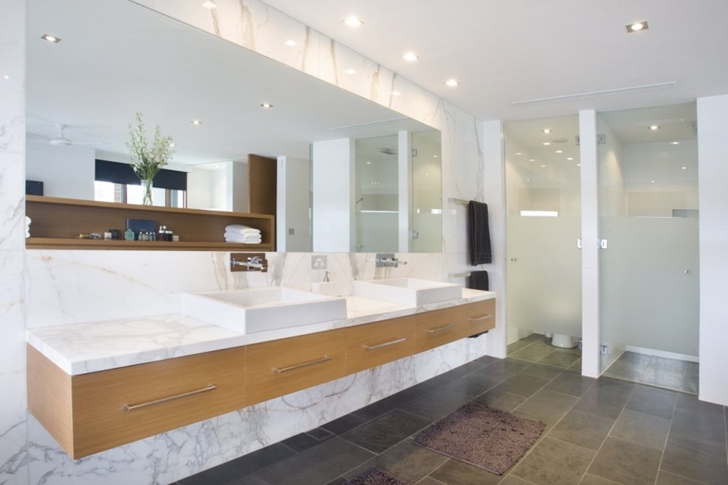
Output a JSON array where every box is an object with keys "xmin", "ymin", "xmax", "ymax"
[
  {"xmin": 181, "ymin": 287, "xmax": 347, "ymax": 334},
  {"xmin": 352, "ymin": 278, "xmax": 462, "ymax": 306}
]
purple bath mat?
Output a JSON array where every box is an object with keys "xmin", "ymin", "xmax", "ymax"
[
  {"xmin": 345, "ymin": 467, "xmax": 409, "ymax": 485},
  {"xmin": 413, "ymin": 401, "xmax": 545, "ymax": 475}
]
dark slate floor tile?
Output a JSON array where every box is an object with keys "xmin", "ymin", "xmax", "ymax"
[
  {"xmin": 610, "ymin": 409, "xmax": 670, "ymax": 449},
  {"xmin": 645, "ymin": 356, "xmax": 686, "ymax": 373},
  {"xmin": 178, "ymin": 443, "xmax": 295, "ymax": 485},
  {"xmin": 670, "ymin": 406, "xmax": 727, "ymax": 447},
  {"xmin": 617, "ymin": 351, "xmax": 653, "ymax": 366},
  {"xmin": 483, "ymin": 358, "xmax": 532, "ymax": 380},
  {"xmin": 323, "ymin": 479, "xmax": 348, "ymax": 485},
  {"xmin": 588, "ymin": 437, "xmax": 662, "ymax": 485},
  {"xmin": 307, "ymin": 427, "xmax": 334, "ymax": 441},
  {"xmin": 543, "ymin": 372, "xmax": 596, "ymax": 397},
  {"xmin": 472, "ymin": 389, "xmax": 527, "ymax": 413},
  {"xmin": 507, "ymin": 334, "xmax": 545, "ymax": 353},
  {"xmin": 321, "ymin": 412, "xmax": 368, "ymax": 436},
  {"xmin": 429, "ymin": 458, "xmax": 503, "ymax": 485},
  {"xmin": 578, "ymin": 474, "xmax": 621, "ymax": 485},
  {"xmin": 572, "ymin": 379, "xmax": 634, "ymax": 420},
  {"xmin": 500, "ymin": 476, "xmax": 536, "ymax": 485},
  {"xmin": 675, "ymin": 392, "xmax": 725, "ymax": 418},
  {"xmin": 511, "ymin": 437, "xmax": 595, "ymax": 485},
  {"xmin": 639, "ymin": 368, "xmax": 685, "ymax": 391},
  {"xmin": 341, "ymin": 409, "xmax": 430, "ymax": 454},
  {"xmin": 510, "ymin": 341, "xmax": 556, "ymax": 363},
  {"xmin": 661, "ymin": 434, "xmax": 728, "ymax": 485},
  {"xmin": 474, "ymin": 355, "xmax": 500, "ymax": 366},
  {"xmin": 254, "ymin": 438, "xmax": 375, "ymax": 485},
  {"xmin": 538, "ymin": 351, "xmax": 581, "ymax": 369},
  {"xmin": 437, "ymin": 370, "xmax": 505, "ymax": 397},
  {"xmin": 516, "ymin": 389, "xmax": 579, "ymax": 426},
  {"xmin": 280, "ymin": 432, "xmax": 321, "ymax": 453},
  {"xmin": 230, "ymin": 477, "xmax": 270, "ymax": 485},
  {"xmin": 342, "ymin": 439, "xmax": 449, "ymax": 484},
  {"xmin": 521, "ymin": 363, "xmax": 565, "ymax": 380},
  {"xmin": 353, "ymin": 381, "xmax": 437, "ymax": 422},
  {"xmin": 655, "ymin": 470, "xmax": 706, "ymax": 485},
  {"xmin": 547, "ymin": 410, "xmax": 613, "ymax": 450},
  {"xmin": 491, "ymin": 373, "xmax": 551, "ymax": 398},
  {"xmin": 399, "ymin": 388, "xmax": 473, "ymax": 422},
  {"xmin": 625, "ymin": 385, "xmax": 677, "ymax": 420},
  {"xmin": 416, "ymin": 478, "xmax": 448, "ymax": 485}
]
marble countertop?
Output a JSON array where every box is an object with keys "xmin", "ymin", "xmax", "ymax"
[{"xmin": 26, "ymin": 289, "xmax": 495, "ymax": 376}]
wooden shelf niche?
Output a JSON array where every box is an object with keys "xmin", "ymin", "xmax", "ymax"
[{"xmin": 25, "ymin": 196, "xmax": 275, "ymax": 251}]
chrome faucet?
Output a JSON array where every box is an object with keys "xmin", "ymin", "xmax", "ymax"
[
  {"xmin": 230, "ymin": 253, "xmax": 268, "ymax": 272},
  {"xmin": 375, "ymin": 253, "xmax": 407, "ymax": 268}
]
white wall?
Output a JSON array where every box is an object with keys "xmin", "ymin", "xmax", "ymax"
[
  {"xmin": 25, "ymin": 143, "xmax": 95, "ymax": 199},
  {"xmin": 276, "ymin": 156, "xmax": 311, "ymax": 252},
  {"xmin": 312, "ymin": 138, "xmax": 354, "ymax": 252},
  {"xmin": 697, "ymin": 94, "xmax": 728, "ymax": 406}
]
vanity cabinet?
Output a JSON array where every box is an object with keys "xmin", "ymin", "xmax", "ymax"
[
  {"xmin": 246, "ymin": 329, "xmax": 348, "ymax": 405},
  {"xmin": 415, "ymin": 299, "xmax": 495, "ymax": 352},
  {"xmin": 346, "ymin": 316, "xmax": 416, "ymax": 374},
  {"xmin": 25, "ymin": 195, "xmax": 275, "ymax": 251},
  {"xmin": 27, "ymin": 345, "xmax": 246, "ymax": 459},
  {"xmin": 27, "ymin": 298, "xmax": 495, "ymax": 459}
]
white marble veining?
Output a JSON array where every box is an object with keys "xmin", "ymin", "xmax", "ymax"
[{"xmin": 28, "ymin": 289, "xmax": 494, "ymax": 375}]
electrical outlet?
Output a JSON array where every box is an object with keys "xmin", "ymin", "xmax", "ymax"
[
  {"xmin": 577, "ymin": 340, "xmax": 583, "ymax": 350},
  {"xmin": 600, "ymin": 344, "xmax": 608, "ymax": 355},
  {"xmin": 311, "ymin": 255, "xmax": 327, "ymax": 270}
]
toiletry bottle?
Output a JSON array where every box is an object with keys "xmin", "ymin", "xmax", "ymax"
[
  {"xmin": 159, "ymin": 225, "xmax": 166, "ymax": 241},
  {"xmin": 124, "ymin": 228, "xmax": 135, "ymax": 241}
]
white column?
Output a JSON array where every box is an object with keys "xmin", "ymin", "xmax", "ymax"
[
  {"xmin": 311, "ymin": 138, "xmax": 355, "ymax": 252},
  {"xmin": 482, "ymin": 120, "xmax": 507, "ymax": 358},
  {"xmin": 579, "ymin": 110, "xmax": 601, "ymax": 378},
  {"xmin": 697, "ymin": 95, "xmax": 728, "ymax": 406}
]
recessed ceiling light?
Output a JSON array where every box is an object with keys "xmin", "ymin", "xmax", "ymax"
[
  {"xmin": 433, "ymin": 155, "xmax": 439, "ymax": 158},
  {"xmin": 366, "ymin": 161, "xmax": 371, "ymax": 165},
  {"xmin": 202, "ymin": 1, "xmax": 217, "ymax": 9},
  {"xmin": 567, "ymin": 157, "xmax": 574, "ymax": 161},
  {"xmin": 526, "ymin": 179, "xmax": 530, "ymax": 182},
  {"xmin": 540, "ymin": 164, "xmax": 546, "ymax": 168},
  {"xmin": 284, "ymin": 39, "xmax": 297, "ymax": 47},
  {"xmin": 577, "ymin": 163, "xmax": 582, "ymax": 167},
  {"xmin": 543, "ymin": 142, "xmax": 551, "ymax": 146},
  {"xmin": 169, "ymin": 143, "xmax": 175, "ymax": 148},
  {"xmin": 529, "ymin": 159, "xmax": 536, "ymax": 162},
  {"xmin": 2, "ymin": 75, "xmax": 8, "ymax": 80},
  {"xmin": 260, "ymin": 103, "xmax": 274, "ymax": 108},
  {"xmin": 391, "ymin": 90, "xmax": 401, "ymax": 96},
  {"xmin": 402, "ymin": 52, "xmax": 418, "ymax": 62},
  {"xmin": 555, "ymin": 150, "xmax": 563, "ymax": 154},
  {"xmin": 649, "ymin": 125, "xmax": 660, "ymax": 130},
  {"xmin": 682, "ymin": 166, "xmax": 687, "ymax": 170},
  {"xmin": 344, "ymin": 16, "xmax": 363, "ymax": 27},
  {"xmin": 41, "ymin": 34, "xmax": 61, "ymax": 43},
  {"xmin": 651, "ymin": 180, "xmax": 655, "ymax": 183},
  {"xmin": 626, "ymin": 21, "xmax": 649, "ymax": 33},
  {"xmin": 191, "ymin": 120, "xmax": 202, "ymax": 125},
  {"xmin": 515, "ymin": 152, "xmax": 522, "ymax": 155},
  {"xmin": 345, "ymin": 68, "xmax": 357, "ymax": 75},
  {"xmin": 671, "ymin": 141, "xmax": 680, "ymax": 145},
  {"xmin": 445, "ymin": 79, "xmax": 459, "ymax": 87},
  {"xmin": 542, "ymin": 128, "xmax": 552, "ymax": 134}
]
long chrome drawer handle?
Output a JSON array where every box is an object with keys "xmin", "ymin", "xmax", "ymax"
[
  {"xmin": 364, "ymin": 337, "xmax": 407, "ymax": 350},
  {"xmin": 274, "ymin": 355, "xmax": 332, "ymax": 374},
  {"xmin": 469, "ymin": 314, "xmax": 493, "ymax": 322},
  {"xmin": 124, "ymin": 384, "xmax": 217, "ymax": 412},
  {"xmin": 425, "ymin": 323, "xmax": 456, "ymax": 334}
]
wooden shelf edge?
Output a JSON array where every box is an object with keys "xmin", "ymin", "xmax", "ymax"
[
  {"xmin": 26, "ymin": 195, "xmax": 274, "ymax": 221},
  {"xmin": 26, "ymin": 238, "xmax": 273, "ymax": 252}
]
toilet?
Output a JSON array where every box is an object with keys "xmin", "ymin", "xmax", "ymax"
[{"xmin": 550, "ymin": 333, "xmax": 577, "ymax": 349}]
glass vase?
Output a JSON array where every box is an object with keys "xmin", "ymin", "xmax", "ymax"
[{"xmin": 141, "ymin": 178, "xmax": 153, "ymax": 205}]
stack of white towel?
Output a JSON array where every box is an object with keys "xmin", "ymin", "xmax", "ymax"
[
  {"xmin": 26, "ymin": 216, "xmax": 31, "ymax": 239},
  {"xmin": 224, "ymin": 224, "xmax": 261, "ymax": 244}
]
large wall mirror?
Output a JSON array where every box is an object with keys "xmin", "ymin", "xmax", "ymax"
[{"xmin": 26, "ymin": 0, "xmax": 442, "ymax": 253}]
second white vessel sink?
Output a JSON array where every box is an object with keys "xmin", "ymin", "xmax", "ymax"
[
  {"xmin": 181, "ymin": 287, "xmax": 347, "ymax": 334},
  {"xmin": 352, "ymin": 277, "xmax": 462, "ymax": 306}
]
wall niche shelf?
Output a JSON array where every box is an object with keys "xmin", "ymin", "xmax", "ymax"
[{"xmin": 25, "ymin": 196, "xmax": 275, "ymax": 251}]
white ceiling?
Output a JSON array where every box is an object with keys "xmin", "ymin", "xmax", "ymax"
[{"xmin": 262, "ymin": 0, "xmax": 728, "ymax": 121}]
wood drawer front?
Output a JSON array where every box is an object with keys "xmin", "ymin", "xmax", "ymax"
[
  {"xmin": 54, "ymin": 347, "xmax": 245, "ymax": 459},
  {"xmin": 246, "ymin": 329, "xmax": 348, "ymax": 405},
  {"xmin": 347, "ymin": 316, "xmax": 416, "ymax": 374},
  {"xmin": 414, "ymin": 300, "xmax": 495, "ymax": 352}
]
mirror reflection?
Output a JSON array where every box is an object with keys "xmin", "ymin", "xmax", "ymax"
[{"xmin": 26, "ymin": 0, "xmax": 441, "ymax": 253}]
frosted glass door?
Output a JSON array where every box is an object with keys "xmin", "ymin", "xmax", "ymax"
[
  {"xmin": 598, "ymin": 104, "xmax": 699, "ymax": 366},
  {"xmin": 505, "ymin": 115, "xmax": 582, "ymax": 338}
]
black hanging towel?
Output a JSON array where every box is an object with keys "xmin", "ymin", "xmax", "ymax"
[
  {"xmin": 468, "ymin": 200, "xmax": 492, "ymax": 265},
  {"xmin": 468, "ymin": 270, "xmax": 489, "ymax": 291}
]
